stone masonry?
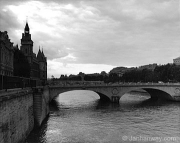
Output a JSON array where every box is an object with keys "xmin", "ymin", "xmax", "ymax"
[{"xmin": 0, "ymin": 89, "xmax": 34, "ymax": 143}]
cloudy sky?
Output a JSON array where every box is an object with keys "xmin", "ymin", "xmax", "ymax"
[{"xmin": 0, "ymin": 0, "xmax": 179, "ymax": 77}]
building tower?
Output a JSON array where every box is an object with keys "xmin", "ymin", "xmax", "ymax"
[
  {"xmin": 20, "ymin": 22, "xmax": 33, "ymax": 64},
  {"xmin": 20, "ymin": 22, "xmax": 47, "ymax": 83}
]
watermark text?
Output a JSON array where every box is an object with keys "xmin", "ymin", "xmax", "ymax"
[{"xmin": 122, "ymin": 135, "xmax": 180, "ymax": 142}]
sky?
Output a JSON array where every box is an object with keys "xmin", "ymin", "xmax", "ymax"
[{"xmin": 0, "ymin": 0, "xmax": 180, "ymax": 78}]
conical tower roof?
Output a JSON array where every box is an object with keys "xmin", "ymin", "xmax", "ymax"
[
  {"xmin": 37, "ymin": 47, "xmax": 43, "ymax": 60},
  {"xmin": 42, "ymin": 48, "xmax": 45, "ymax": 57},
  {"xmin": 37, "ymin": 46, "xmax": 46, "ymax": 62},
  {"xmin": 25, "ymin": 22, "xmax": 29, "ymax": 31}
]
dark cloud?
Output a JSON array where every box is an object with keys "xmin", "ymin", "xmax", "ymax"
[{"xmin": 0, "ymin": 0, "xmax": 179, "ymax": 71}]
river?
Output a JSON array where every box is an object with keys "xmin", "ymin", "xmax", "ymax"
[{"xmin": 26, "ymin": 90, "xmax": 180, "ymax": 143}]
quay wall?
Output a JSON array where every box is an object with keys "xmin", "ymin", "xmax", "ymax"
[
  {"xmin": 33, "ymin": 86, "xmax": 50, "ymax": 126},
  {"xmin": 0, "ymin": 89, "xmax": 34, "ymax": 143}
]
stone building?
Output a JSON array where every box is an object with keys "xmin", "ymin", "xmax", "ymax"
[
  {"xmin": 0, "ymin": 31, "xmax": 14, "ymax": 76},
  {"xmin": 20, "ymin": 22, "xmax": 47, "ymax": 84},
  {"xmin": 138, "ymin": 63, "xmax": 157, "ymax": 71},
  {"xmin": 173, "ymin": 57, "xmax": 180, "ymax": 65}
]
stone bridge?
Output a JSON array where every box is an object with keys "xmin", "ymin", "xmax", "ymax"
[
  {"xmin": 2, "ymin": 83, "xmax": 180, "ymax": 143},
  {"xmin": 49, "ymin": 83, "xmax": 180, "ymax": 103}
]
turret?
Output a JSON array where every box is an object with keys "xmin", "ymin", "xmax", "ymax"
[
  {"xmin": 24, "ymin": 22, "xmax": 30, "ymax": 35},
  {"xmin": 37, "ymin": 47, "xmax": 47, "ymax": 85}
]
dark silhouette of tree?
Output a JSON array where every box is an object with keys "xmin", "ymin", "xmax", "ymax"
[
  {"xmin": 56, "ymin": 63, "xmax": 180, "ymax": 83},
  {"xmin": 84, "ymin": 74, "xmax": 104, "ymax": 81},
  {"xmin": 13, "ymin": 48, "xmax": 30, "ymax": 77},
  {"xmin": 108, "ymin": 73, "xmax": 119, "ymax": 83},
  {"xmin": 69, "ymin": 75, "xmax": 81, "ymax": 81}
]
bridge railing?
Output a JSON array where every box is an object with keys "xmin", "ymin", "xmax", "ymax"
[{"xmin": 49, "ymin": 81, "xmax": 180, "ymax": 88}]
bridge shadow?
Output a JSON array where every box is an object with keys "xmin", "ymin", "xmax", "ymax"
[
  {"xmin": 48, "ymin": 98, "xmax": 69, "ymax": 117},
  {"xmin": 49, "ymin": 98, "xmax": 60, "ymax": 111},
  {"xmin": 95, "ymin": 91, "xmax": 178, "ymax": 112}
]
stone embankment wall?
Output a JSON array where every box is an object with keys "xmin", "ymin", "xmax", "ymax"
[
  {"xmin": 0, "ymin": 89, "xmax": 34, "ymax": 143},
  {"xmin": 33, "ymin": 86, "xmax": 50, "ymax": 126}
]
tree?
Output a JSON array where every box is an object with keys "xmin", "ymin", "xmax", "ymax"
[
  {"xmin": 108, "ymin": 73, "xmax": 119, "ymax": 83},
  {"xmin": 13, "ymin": 48, "xmax": 30, "ymax": 77}
]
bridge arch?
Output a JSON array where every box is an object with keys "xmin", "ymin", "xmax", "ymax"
[
  {"xmin": 95, "ymin": 92, "xmax": 111, "ymax": 102},
  {"xmin": 49, "ymin": 87, "xmax": 111, "ymax": 102},
  {"xmin": 142, "ymin": 88, "xmax": 173, "ymax": 100},
  {"xmin": 118, "ymin": 87, "xmax": 174, "ymax": 101}
]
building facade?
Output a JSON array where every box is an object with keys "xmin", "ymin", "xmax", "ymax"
[
  {"xmin": 0, "ymin": 31, "xmax": 14, "ymax": 76},
  {"xmin": 20, "ymin": 22, "xmax": 47, "ymax": 84}
]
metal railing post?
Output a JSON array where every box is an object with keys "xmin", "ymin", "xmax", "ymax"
[
  {"xmin": 1, "ymin": 75, "xmax": 3, "ymax": 90},
  {"xmin": 5, "ymin": 75, "xmax": 7, "ymax": 91}
]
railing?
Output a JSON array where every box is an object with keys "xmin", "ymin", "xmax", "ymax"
[
  {"xmin": 0, "ymin": 75, "xmax": 38, "ymax": 90},
  {"xmin": 49, "ymin": 81, "xmax": 180, "ymax": 87}
]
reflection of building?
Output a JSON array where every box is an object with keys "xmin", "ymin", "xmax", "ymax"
[
  {"xmin": 0, "ymin": 31, "xmax": 14, "ymax": 76},
  {"xmin": 20, "ymin": 22, "xmax": 47, "ymax": 84},
  {"xmin": 173, "ymin": 57, "xmax": 180, "ymax": 65}
]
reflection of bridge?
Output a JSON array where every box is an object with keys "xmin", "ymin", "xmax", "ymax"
[{"xmin": 49, "ymin": 83, "xmax": 180, "ymax": 103}]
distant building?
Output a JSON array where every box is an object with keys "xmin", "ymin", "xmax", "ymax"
[
  {"xmin": 0, "ymin": 31, "xmax": 14, "ymax": 76},
  {"xmin": 20, "ymin": 22, "xmax": 47, "ymax": 84},
  {"xmin": 173, "ymin": 57, "xmax": 180, "ymax": 65},
  {"xmin": 138, "ymin": 63, "xmax": 157, "ymax": 71},
  {"xmin": 109, "ymin": 67, "xmax": 135, "ymax": 77},
  {"xmin": 100, "ymin": 71, "xmax": 107, "ymax": 76},
  {"xmin": 109, "ymin": 64, "xmax": 157, "ymax": 77}
]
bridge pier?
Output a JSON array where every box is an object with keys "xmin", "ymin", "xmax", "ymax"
[{"xmin": 111, "ymin": 96, "xmax": 120, "ymax": 103}]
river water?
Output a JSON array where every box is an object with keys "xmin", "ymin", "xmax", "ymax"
[{"xmin": 26, "ymin": 90, "xmax": 180, "ymax": 143}]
